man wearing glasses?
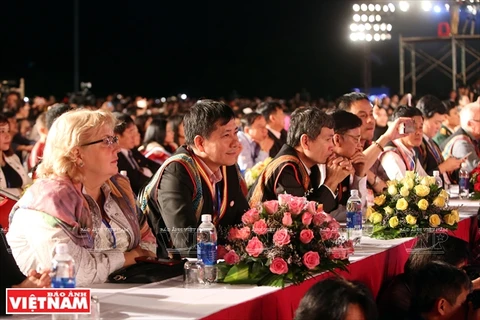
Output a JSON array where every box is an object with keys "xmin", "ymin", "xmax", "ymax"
[
  {"xmin": 327, "ymin": 110, "xmax": 368, "ymax": 221},
  {"xmin": 441, "ymin": 100, "xmax": 480, "ymax": 172}
]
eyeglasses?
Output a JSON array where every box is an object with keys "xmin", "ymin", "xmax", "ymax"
[
  {"xmin": 342, "ymin": 134, "xmax": 362, "ymax": 144},
  {"xmin": 81, "ymin": 135, "xmax": 119, "ymax": 147}
]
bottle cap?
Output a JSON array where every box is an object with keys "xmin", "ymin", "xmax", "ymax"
[
  {"xmin": 55, "ymin": 243, "xmax": 69, "ymax": 255},
  {"xmin": 201, "ymin": 214, "xmax": 212, "ymax": 222},
  {"xmin": 350, "ymin": 189, "xmax": 359, "ymax": 196},
  {"xmin": 120, "ymin": 170, "xmax": 127, "ymax": 177},
  {"xmin": 461, "ymin": 162, "xmax": 467, "ymax": 168},
  {"xmin": 433, "ymin": 170, "xmax": 440, "ymax": 176}
]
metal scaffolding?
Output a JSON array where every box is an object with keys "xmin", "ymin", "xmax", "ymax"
[{"xmin": 399, "ymin": 34, "xmax": 480, "ymax": 95}]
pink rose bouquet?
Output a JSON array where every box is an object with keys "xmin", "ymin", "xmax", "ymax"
[{"xmin": 217, "ymin": 194, "xmax": 353, "ymax": 287}]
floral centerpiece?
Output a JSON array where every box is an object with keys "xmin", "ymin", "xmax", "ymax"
[
  {"xmin": 470, "ymin": 165, "xmax": 480, "ymax": 200},
  {"xmin": 217, "ymin": 194, "xmax": 353, "ymax": 287},
  {"xmin": 367, "ymin": 171, "xmax": 459, "ymax": 239},
  {"xmin": 244, "ymin": 157, "xmax": 272, "ymax": 189}
]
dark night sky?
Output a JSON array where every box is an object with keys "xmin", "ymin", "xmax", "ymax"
[{"xmin": 1, "ymin": 0, "xmax": 479, "ymax": 100}]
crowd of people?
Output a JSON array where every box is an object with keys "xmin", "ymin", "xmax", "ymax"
[{"xmin": 1, "ymin": 87, "xmax": 480, "ymax": 319}]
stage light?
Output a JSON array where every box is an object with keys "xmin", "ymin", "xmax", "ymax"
[
  {"xmin": 358, "ymin": 32, "xmax": 366, "ymax": 41},
  {"xmin": 375, "ymin": 4, "xmax": 381, "ymax": 11},
  {"xmin": 350, "ymin": 33, "xmax": 359, "ymax": 41},
  {"xmin": 369, "ymin": 15, "xmax": 375, "ymax": 22},
  {"xmin": 386, "ymin": 34, "xmax": 392, "ymax": 40},
  {"xmin": 381, "ymin": 23, "xmax": 387, "ymax": 31},
  {"xmin": 365, "ymin": 23, "xmax": 372, "ymax": 30},
  {"xmin": 381, "ymin": 34, "xmax": 387, "ymax": 41},
  {"xmin": 373, "ymin": 24, "xmax": 380, "ymax": 31},
  {"xmin": 399, "ymin": 1, "xmax": 410, "ymax": 12},
  {"xmin": 422, "ymin": 1, "xmax": 432, "ymax": 11},
  {"xmin": 361, "ymin": 4, "xmax": 368, "ymax": 11},
  {"xmin": 366, "ymin": 34, "xmax": 373, "ymax": 42},
  {"xmin": 434, "ymin": 5, "xmax": 441, "ymax": 13},
  {"xmin": 358, "ymin": 24, "xmax": 366, "ymax": 32},
  {"xmin": 388, "ymin": 3, "xmax": 395, "ymax": 12},
  {"xmin": 368, "ymin": 4, "xmax": 375, "ymax": 11},
  {"xmin": 353, "ymin": 4, "xmax": 360, "ymax": 12},
  {"xmin": 387, "ymin": 24, "xmax": 392, "ymax": 31},
  {"xmin": 383, "ymin": 5, "xmax": 389, "ymax": 12},
  {"xmin": 374, "ymin": 33, "xmax": 381, "ymax": 41},
  {"xmin": 354, "ymin": 14, "xmax": 361, "ymax": 22},
  {"xmin": 445, "ymin": 4, "xmax": 450, "ymax": 11},
  {"xmin": 180, "ymin": 94, "xmax": 187, "ymax": 100},
  {"xmin": 361, "ymin": 14, "xmax": 368, "ymax": 22},
  {"xmin": 350, "ymin": 23, "xmax": 358, "ymax": 31},
  {"xmin": 160, "ymin": 97, "xmax": 166, "ymax": 103}
]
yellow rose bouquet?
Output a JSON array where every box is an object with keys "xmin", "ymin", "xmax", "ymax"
[
  {"xmin": 244, "ymin": 157, "xmax": 272, "ymax": 189},
  {"xmin": 367, "ymin": 171, "xmax": 458, "ymax": 239}
]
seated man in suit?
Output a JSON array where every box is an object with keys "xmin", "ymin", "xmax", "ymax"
[
  {"xmin": 237, "ymin": 112, "xmax": 274, "ymax": 172},
  {"xmin": 328, "ymin": 110, "xmax": 368, "ymax": 221},
  {"xmin": 379, "ymin": 106, "xmax": 428, "ymax": 180},
  {"xmin": 442, "ymin": 100, "xmax": 480, "ymax": 173},
  {"xmin": 256, "ymin": 101, "xmax": 287, "ymax": 158},
  {"xmin": 433, "ymin": 100, "xmax": 460, "ymax": 147},
  {"xmin": 137, "ymin": 100, "xmax": 249, "ymax": 258},
  {"xmin": 248, "ymin": 107, "xmax": 353, "ymax": 213},
  {"xmin": 114, "ymin": 113, "xmax": 160, "ymax": 195},
  {"xmin": 416, "ymin": 95, "xmax": 463, "ymax": 184}
]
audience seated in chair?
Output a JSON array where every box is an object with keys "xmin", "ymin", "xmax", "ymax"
[
  {"xmin": 7, "ymin": 109, "xmax": 156, "ymax": 287},
  {"xmin": 248, "ymin": 107, "xmax": 352, "ymax": 213},
  {"xmin": 137, "ymin": 100, "xmax": 249, "ymax": 258}
]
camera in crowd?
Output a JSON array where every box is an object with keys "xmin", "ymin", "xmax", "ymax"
[{"xmin": 69, "ymin": 82, "xmax": 96, "ymax": 108}]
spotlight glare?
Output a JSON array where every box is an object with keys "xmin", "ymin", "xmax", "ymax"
[
  {"xmin": 375, "ymin": 14, "xmax": 382, "ymax": 22},
  {"xmin": 353, "ymin": 4, "xmax": 360, "ymax": 11},
  {"xmin": 365, "ymin": 23, "xmax": 372, "ymax": 30},
  {"xmin": 180, "ymin": 94, "xmax": 187, "ymax": 100},
  {"xmin": 433, "ymin": 5, "xmax": 441, "ymax": 13},
  {"xmin": 361, "ymin": 14, "xmax": 368, "ymax": 22},
  {"xmin": 358, "ymin": 32, "xmax": 366, "ymax": 41},
  {"xmin": 361, "ymin": 3, "xmax": 368, "ymax": 11},
  {"xmin": 375, "ymin": 4, "xmax": 381, "ymax": 11},
  {"xmin": 368, "ymin": 4, "xmax": 375, "ymax": 11},
  {"xmin": 387, "ymin": 24, "xmax": 392, "ymax": 31},
  {"xmin": 366, "ymin": 34, "xmax": 373, "ymax": 42},
  {"xmin": 350, "ymin": 23, "xmax": 358, "ymax": 31},
  {"xmin": 422, "ymin": 1, "xmax": 432, "ymax": 12},
  {"xmin": 399, "ymin": 1, "xmax": 410, "ymax": 12},
  {"xmin": 373, "ymin": 24, "xmax": 380, "ymax": 31},
  {"xmin": 358, "ymin": 24, "xmax": 365, "ymax": 32},
  {"xmin": 374, "ymin": 33, "xmax": 381, "ymax": 41},
  {"xmin": 388, "ymin": 3, "xmax": 395, "ymax": 12},
  {"xmin": 383, "ymin": 5, "xmax": 389, "ymax": 12},
  {"xmin": 381, "ymin": 34, "xmax": 387, "ymax": 41},
  {"xmin": 386, "ymin": 34, "xmax": 392, "ymax": 40},
  {"xmin": 350, "ymin": 33, "xmax": 359, "ymax": 41},
  {"xmin": 380, "ymin": 23, "xmax": 387, "ymax": 31},
  {"xmin": 353, "ymin": 14, "xmax": 361, "ymax": 22},
  {"xmin": 445, "ymin": 4, "xmax": 450, "ymax": 11},
  {"xmin": 369, "ymin": 15, "xmax": 375, "ymax": 22}
]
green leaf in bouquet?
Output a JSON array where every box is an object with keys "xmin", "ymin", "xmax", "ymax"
[
  {"xmin": 258, "ymin": 274, "xmax": 285, "ymax": 287},
  {"xmin": 223, "ymin": 263, "xmax": 252, "ymax": 283},
  {"xmin": 250, "ymin": 261, "xmax": 267, "ymax": 279}
]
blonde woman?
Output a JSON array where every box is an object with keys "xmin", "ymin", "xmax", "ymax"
[{"xmin": 7, "ymin": 109, "xmax": 156, "ymax": 286}]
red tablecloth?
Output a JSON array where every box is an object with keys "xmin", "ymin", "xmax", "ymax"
[{"xmin": 203, "ymin": 217, "xmax": 474, "ymax": 320}]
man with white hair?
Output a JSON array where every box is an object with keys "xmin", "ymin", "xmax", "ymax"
[{"xmin": 441, "ymin": 100, "xmax": 480, "ymax": 172}]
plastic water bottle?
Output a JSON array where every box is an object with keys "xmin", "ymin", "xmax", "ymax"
[
  {"xmin": 51, "ymin": 243, "xmax": 77, "ymax": 320},
  {"xmin": 197, "ymin": 214, "xmax": 217, "ymax": 283},
  {"xmin": 51, "ymin": 243, "xmax": 76, "ymax": 288},
  {"xmin": 346, "ymin": 190, "xmax": 363, "ymax": 245},
  {"xmin": 433, "ymin": 170, "xmax": 443, "ymax": 188},
  {"xmin": 459, "ymin": 163, "xmax": 470, "ymax": 199}
]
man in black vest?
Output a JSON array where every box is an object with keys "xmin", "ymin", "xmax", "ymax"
[
  {"xmin": 248, "ymin": 107, "xmax": 353, "ymax": 213},
  {"xmin": 138, "ymin": 100, "xmax": 249, "ymax": 258}
]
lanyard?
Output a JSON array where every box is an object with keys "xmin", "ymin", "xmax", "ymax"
[
  {"xmin": 213, "ymin": 184, "xmax": 222, "ymax": 220},
  {"xmin": 102, "ymin": 218, "xmax": 117, "ymax": 249}
]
